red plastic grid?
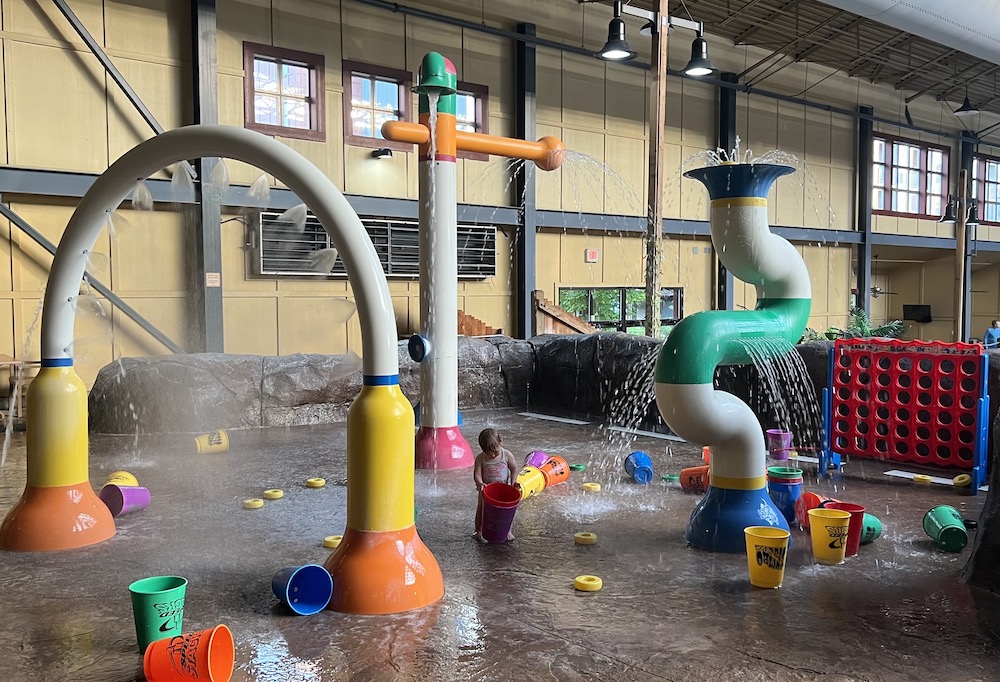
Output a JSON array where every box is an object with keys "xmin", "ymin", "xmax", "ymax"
[{"xmin": 830, "ymin": 339, "xmax": 982, "ymax": 468}]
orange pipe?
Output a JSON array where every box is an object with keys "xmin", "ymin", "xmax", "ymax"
[{"xmin": 381, "ymin": 121, "xmax": 564, "ymax": 171}]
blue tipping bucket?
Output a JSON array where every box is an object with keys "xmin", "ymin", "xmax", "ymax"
[
  {"xmin": 271, "ymin": 564, "xmax": 334, "ymax": 615},
  {"xmin": 624, "ymin": 451, "xmax": 654, "ymax": 484}
]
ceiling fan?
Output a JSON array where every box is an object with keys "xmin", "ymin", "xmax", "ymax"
[{"xmin": 869, "ymin": 256, "xmax": 897, "ymax": 298}]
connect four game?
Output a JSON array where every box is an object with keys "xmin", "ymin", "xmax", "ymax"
[{"xmin": 822, "ymin": 338, "xmax": 989, "ymax": 492}]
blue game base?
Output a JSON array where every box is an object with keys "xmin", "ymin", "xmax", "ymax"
[{"xmin": 685, "ymin": 485, "xmax": 790, "ymax": 553}]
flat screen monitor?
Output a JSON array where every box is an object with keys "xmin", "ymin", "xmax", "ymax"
[{"xmin": 902, "ymin": 304, "xmax": 932, "ymax": 323}]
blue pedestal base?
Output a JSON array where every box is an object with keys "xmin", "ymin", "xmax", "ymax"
[{"xmin": 685, "ymin": 485, "xmax": 790, "ymax": 553}]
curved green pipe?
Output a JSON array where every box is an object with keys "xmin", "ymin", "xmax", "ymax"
[{"xmin": 655, "ymin": 298, "xmax": 811, "ymax": 385}]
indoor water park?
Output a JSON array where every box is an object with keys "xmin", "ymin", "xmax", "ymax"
[{"xmin": 3, "ymin": 1, "xmax": 1000, "ymax": 681}]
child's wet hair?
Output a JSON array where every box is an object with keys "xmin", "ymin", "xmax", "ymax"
[{"xmin": 478, "ymin": 428, "xmax": 501, "ymax": 453}]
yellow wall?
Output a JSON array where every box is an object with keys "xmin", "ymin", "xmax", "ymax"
[{"xmin": 2, "ymin": 0, "xmax": 994, "ymax": 386}]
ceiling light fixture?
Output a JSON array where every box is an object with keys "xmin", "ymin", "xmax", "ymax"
[
  {"xmin": 683, "ymin": 32, "xmax": 715, "ymax": 77},
  {"xmin": 597, "ymin": 1, "xmax": 637, "ymax": 61},
  {"xmin": 954, "ymin": 88, "xmax": 979, "ymax": 117},
  {"xmin": 370, "ymin": 148, "xmax": 393, "ymax": 159},
  {"xmin": 938, "ymin": 195, "xmax": 957, "ymax": 223}
]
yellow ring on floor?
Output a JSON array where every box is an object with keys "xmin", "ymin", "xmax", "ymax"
[
  {"xmin": 582, "ymin": 482, "xmax": 602, "ymax": 492},
  {"xmin": 953, "ymin": 474, "xmax": 972, "ymax": 487},
  {"xmin": 323, "ymin": 535, "xmax": 343, "ymax": 549},
  {"xmin": 242, "ymin": 498, "xmax": 264, "ymax": 509},
  {"xmin": 574, "ymin": 575, "xmax": 603, "ymax": 591},
  {"xmin": 263, "ymin": 489, "xmax": 284, "ymax": 500},
  {"xmin": 913, "ymin": 474, "xmax": 933, "ymax": 485},
  {"xmin": 574, "ymin": 532, "xmax": 598, "ymax": 545},
  {"xmin": 306, "ymin": 478, "xmax": 327, "ymax": 488}
]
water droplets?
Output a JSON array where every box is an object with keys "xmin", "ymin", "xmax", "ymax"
[{"xmin": 131, "ymin": 180, "xmax": 153, "ymax": 211}]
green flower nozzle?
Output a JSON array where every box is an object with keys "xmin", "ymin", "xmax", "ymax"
[{"xmin": 414, "ymin": 52, "xmax": 457, "ymax": 95}]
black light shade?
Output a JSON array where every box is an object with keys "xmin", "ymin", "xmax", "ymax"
[
  {"xmin": 967, "ymin": 198, "xmax": 980, "ymax": 226},
  {"xmin": 370, "ymin": 148, "xmax": 393, "ymax": 159},
  {"xmin": 938, "ymin": 195, "xmax": 957, "ymax": 223},
  {"xmin": 597, "ymin": 16, "xmax": 636, "ymax": 61},
  {"xmin": 683, "ymin": 35, "xmax": 715, "ymax": 76},
  {"xmin": 954, "ymin": 95, "xmax": 979, "ymax": 117},
  {"xmin": 639, "ymin": 19, "xmax": 655, "ymax": 37}
]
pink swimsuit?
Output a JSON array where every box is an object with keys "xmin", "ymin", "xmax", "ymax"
[{"xmin": 480, "ymin": 450, "xmax": 512, "ymax": 485}]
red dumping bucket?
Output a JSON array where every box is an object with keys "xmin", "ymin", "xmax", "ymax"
[{"xmin": 481, "ymin": 482, "xmax": 520, "ymax": 543}]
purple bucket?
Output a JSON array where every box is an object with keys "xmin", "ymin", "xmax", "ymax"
[
  {"xmin": 766, "ymin": 429, "xmax": 793, "ymax": 460},
  {"xmin": 524, "ymin": 451, "xmax": 549, "ymax": 468},
  {"xmin": 99, "ymin": 484, "xmax": 151, "ymax": 517},
  {"xmin": 480, "ymin": 483, "xmax": 520, "ymax": 543}
]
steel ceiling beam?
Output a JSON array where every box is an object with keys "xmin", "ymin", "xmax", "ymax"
[
  {"xmin": 738, "ymin": 10, "xmax": 846, "ymax": 79},
  {"xmin": 935, "ymin": 63, "xmax": 1000, "ymax": 101},
  {"xmin": 732, "ymin": 0, "xmax": 805, "ymax": 44},
  {"xmin": 845, "ymin": 31, "xmax": 911, "ymax": 76},
  {"xmin": 895, "ymin": 48, "xmax": 958, "ymax": 88},
  {"xmin": 717, "ymin": 0, "xmax": 769, "ymax": 27}
]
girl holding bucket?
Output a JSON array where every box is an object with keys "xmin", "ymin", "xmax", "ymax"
[{"xmin": 473, "ymin": 428, "xmax": 519, "ymax": 543}]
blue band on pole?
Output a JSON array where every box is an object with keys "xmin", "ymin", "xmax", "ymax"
[
  {"xmin": 363, "ymin": 374, "xmax": 399, "ymax": 386},
  {"xmin": 41, "ymin": 358, "xmax": 73, "ymax": 367}
]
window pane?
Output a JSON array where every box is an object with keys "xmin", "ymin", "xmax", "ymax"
[
  {"xmin": 254, "ymin": 94, "xmax": 279, "ymax": 125},
  {"xmin": 282, "ymin": 64, "xmax": 309, "ymax": 97},
  {"xmin": 987, "ymin": 185, "xmax": 998, "ymax": 202},
  {"xmin": 352, "ymin": 76, "xmax": 371, "ymax": 105},
  {"xmin": 891, "ymin": 168, "xmax": 902, "ymax": 189},
  {"xmin": 928, "ymin": 150, "xmax": 942, "ymax": 172},
  {"xmin": 891, "ymin": 143, "xmax": 900, "ymax": 165},
  {"xmin": 624, "ymin": 288, "xmax": 646, "ymax": 320},
  {"xmin": 351, "ymin": 109, "xmax": 373, "ymax": 137},
  {"xmin": 873, "ymin": 164, "xmax": 885, "ymax": 187},
  {"xmin": 873, "ymin": 139, "xmax": 885, "ymax": 161},
  {"xmin": 659, "ymin": 289, "xmax": 676, "ymax": 320},
  {"xmin": 988, "ymin": 161, "xmax": 999, "ymax": 182},
  {"xmin": 987, "ymin": 204, "xmax": 1000, "ymax": 222},
  {"xmin": 909, "ymin": 146, "xmax": 920, "ymax": 167},
  {"xmin": 872, "ymin": 187, "xmax": 884, "ymax": 209},
  {"xmin": 457, "ymin": 122, "xmax": 476, "ymax": 133},
  {"xmin": 558, "ymin": 289, "xmax": 589, "ymax": 318},
  {"xmin": 927, "ymin": 173, "xmax": 941, "ymax": 195},
  {"xmin": 908, "ymin": 170, "xmax": 919, "ymax": 191},
  {"xmin": 374, "ymin": 80, "xmax": 399, "ymax": 111},
  {"xmin": 254, "ymin": 59, "xmax": 279, "ymax": 93},
  {"xmin": 373, "ymin": 110, "xmax": 397, "ymax": 139},
  {"xmin": 282, "ymin": 98, "xmax": 308, "ymax": 129},
  {"xmin": 591, "ymin": 289, "xmax": 621, "ymax": 322},
  {"xmin": 927, "ymin": 195, "xmax": 941, "ymax": 217},
  {"xmin": 455, "ymin": 94, "xmax": 470, "ymax": 120},
  {"xmin": 908, "ymin": 193, "xmax": 919, "ymax": 214}
]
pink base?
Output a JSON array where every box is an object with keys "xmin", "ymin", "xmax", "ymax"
[{"xmin": 415, "ymin": 425, "xmax": 474, "ymax": 470}]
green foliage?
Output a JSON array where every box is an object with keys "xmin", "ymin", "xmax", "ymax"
[
  {"xmin": 826, "ymin": 307, "xmax": 906, "ymax": 340},
  {"xmin": 798, "ymin": 327, "xmax": 822, "ymax": 343}
]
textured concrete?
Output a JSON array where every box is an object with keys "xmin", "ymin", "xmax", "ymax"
[{"xmin": 1, "ymin": 410, "xmax": 998, "ymax": 681}]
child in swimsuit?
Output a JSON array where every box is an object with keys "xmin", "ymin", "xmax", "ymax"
[{"xmin": 473, "ymin": 428, "xmax": 518, "ymax": 542}]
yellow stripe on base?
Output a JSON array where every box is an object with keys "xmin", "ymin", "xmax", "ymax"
[
  {"xmin": 710, "ymin": 197, "xmax": 767, "ymax": 208},
  {"xmin": 710, "ymin": 474, "xmax": 767, "ymax": 490}
]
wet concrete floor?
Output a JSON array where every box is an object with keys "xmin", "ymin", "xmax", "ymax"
[{"xmin": 1, "ymin": 409, "xmax": 998, "ymax": 681}]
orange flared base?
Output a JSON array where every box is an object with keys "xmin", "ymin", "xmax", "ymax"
[
  {"xmin": 0, "ymin": 483, "xmax": 116, "ymax": 551},
  {"xmin": 324, "ymin": 525, "xmax": 444, "ymax": 614}
]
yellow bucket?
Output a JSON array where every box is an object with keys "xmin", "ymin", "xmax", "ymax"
[
  {"xmin": 194, "ymin": 429, "xmax": 229, "ymax": 454},
  {"xmin": 516, "ymin": 465, "xmax": 546, "ymax": 500},
  {"xmin": 807, "ymin": 508, "xmax": 851, "ymax": 565},
  {"xmin": 744, "ymin": 526, "xmax": 790, "ymax": 588}
]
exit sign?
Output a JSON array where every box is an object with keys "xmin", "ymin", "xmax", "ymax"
[{"xmin": 584, "ymin": 248, "xmax": 600, "ymax": 263}]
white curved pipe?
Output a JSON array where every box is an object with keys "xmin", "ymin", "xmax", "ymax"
[
  {"xmin": 42, "ymin": 125, "xmax": 398, "ymax": 377},
  {"xmin": 712, "ymin": 205, "xmax": 810, "ymax": 300}
]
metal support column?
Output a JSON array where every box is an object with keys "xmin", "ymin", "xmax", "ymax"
[
  {"xmin": 856, "ymin": 105, "xmax": 874, "ymax": 315},
  {"xmin": 191, "ymin": 0, "xmax": 224, "ymax": 352},
  {"xmin": 960, "ymin": 133, "xmax": 976, "ymax": 342},
  {"xmin": 714, "ymin": 72, "xmax": 738, "ymax": 311},
  {"xmin": 514, "ymin": 23, "xmax": 537, "ymax": 340}
]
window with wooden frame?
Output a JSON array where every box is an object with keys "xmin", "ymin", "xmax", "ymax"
[
  {"xmin": 244, "ymin": 43, "xmax": 325, "ymax": 142},
  {"xmin": 455, "ymin": 81, "xmax": 489, "ymax": 161},
  {"xmin": 557, "ymin": 287, "xmax": 683, "ymax": 336},
  {"xmin": 343, "ymin": 60, "xmax": 413, "ymax": 151},
  {"xmin": 871, "ymin": 134, "xmax": 948, "ymax": 219},
  {"xmin": 972, "ymin": 154, "xmax": 1000, "ymax": 224}
]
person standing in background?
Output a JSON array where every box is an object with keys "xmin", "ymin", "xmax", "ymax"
[{"xmin": 983, "ymin": 320, "xmax": 1000, "ymax": 348}]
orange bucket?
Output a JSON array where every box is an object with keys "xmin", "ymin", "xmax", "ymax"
[
  {"xmin": 794, "ymin": 492, "xmax": 841, "ymax": 529},
  {"xmin": 538, "ymin": 455, "xmax": 569, "ymax": 487},
  {"xmin": 143, "ymin": 624, "xmax": 235, "ymax": 682},
  {"xmin": 680, "ymin": 465, "xmax": 710, "ymax": 493}
]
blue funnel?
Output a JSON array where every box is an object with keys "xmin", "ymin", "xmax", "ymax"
[{"xmin": 684, "ymin": 163, "xmax": 794, "ymax": 200}]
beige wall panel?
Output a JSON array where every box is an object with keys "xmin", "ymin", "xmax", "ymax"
[
  {"xmin": 13, "ymin": 298, "xmax": 43, "ymax": 361},
  {"xmin": 272, "ymin": 0, "xmax": 342, "ymax": 66},
  {"xmin": 664, "ymin": 76, "xmax": 683, "ymax": 145},
  {"xmin": 827, "ymin": 248, "xmax": 851, "ymax": 321},
  {"xmin": 681, "ymin": 80, "xmax": 715, "ymax": 148},
  {"xmin": 562, "ymin": 54, "xmax": 605, "ymax": 130},
  {"xmin": 535, "ymin": 125, "xmax": 562, "ymax": 210},
  {"xmin": 605, "ymin": 66, "xmax": 646, "ymax": 139},
  {"xmin": 224, "ymin": 296, "xmax": 278, "ymax": 355},
  {"xmin": 661, "ymin": 235, "xmax": 680, "ymax": 283},
  {"xmin": 390, "ymin": 295, "xmax": 411, "ymax": 336},
  {"xmin": 106, "ymin": 0, "xmax": 188, "ymax": 62},
  {"xmin": 830, "ymin": 168, "xmax": 853, "ymax": 230},
  {"xmin": 111, "ymin": 297, "xmax": 187, "ymax": 359},
  {"xmin": 676, "ymin": 241, "xmax": 712, "ymax": 313},
  {"xmin": 804, "ymin": 109, "xmax": 832, "ymax": 165},
  {"xmin": 216, "ymin": 73, "xmax": 263, "ymax": 185},
  {"xmin": 663, "ymin": 143, "xmax": 682, "ymax": 219},
  {"xmin": 344, "ymin": 144, "xmax": 410, "ymax": 197},
  {"xmin": 341, "ymin": 1, "xmax": 406, "ymax": 67},
  {"xmin": 277, "ymin": 91, "xmax": 346, "ymax": 188},
  {"xmin": 803, "ymin": 165, "xmax": 832, "ymax": 229},
  {"xmin": 0, "ymin": 216, "xmax": 11, "ymax": 292},
  {"xmin": 601, "ymin": 234, "xmax": 643, "ymax": 285},
  {"xmin": 536, "ymin": 49, "xmax": 562, "ymax": 125},
  {"xmin": 464, "ymin": 294, "xmax": 512, "ymax": 334},
  {"xmin": 560, "ymin": 129, "xmax": 605, "ymax": 214},
  {"xmin": 7, "ymin": 42, "xmax": 108, "ymax": 172},
  {"xmin": 462, "ymin": 136, "xmax": 516, "ymax": 207},
  {"xmin": 108, "ymin": 59, "xmax": 186, "ymax": 164},
  {"xmin": 406, "ymin": 15, "xmax": 462, "ymax": 76},
  {"xmin": 897, "ymin": 217, "xmax": 918, "ymax": 236},
  {"xmin": 70, "ymin": 296, "xmax": 115, "ymax": 386},
  {"xmin": 277, "ymin": 296, "xmax": 353, "ymax": 354},
  {"xmin": 922, "ymin": 261, "xmax": 954, "ymax": 319},
  {"xmin": 535, "ymin": 231, "xmax": 561, "ymax": 299},
  {"xmin": 935, "ymin": 221, "xmax": 955, "ymax": 239},
  {"xmin": 0, "ymin": 299, "xmax": 13, "ymax": 358},
  {"xmin": 604, "ymin": 135, "xmax": 646, "ymax": 216},
  {"xmin": 775, "ymin": 175, "xmax": 805, "ymax": 227},
  {"xmin": 830, "ymin": 115, "xmax": 854, "ymax": 170},
  {"xmin": 5, "ymin": 1, "xmax": 105, "ymax": 44},
  {"xmin": 278, "ymin": 277, "xmax": 350, "ymax": 293},
  {"xmin": 559, "ymin": 232, "xmax": 602, "ymax": 284},
  {"xmin": 872, "ymin": 214, "xmax": 896, "ymax": 234},
  {"xmin": 216, "ymin": 0, "xmax": 270, "ymax": 72},
  {"xmin": 680, "ymin": 165, "xmax": 710, "ymax": 222},
  {"xmin": 0, "ymin": 43, "xmax": 8, "ymax": 165},
  {"xmin": 778, "ymin": 107, "xmax": 807, "ymax": 157},
  {"xmin": 10, "ymin": 203, "xmax": 110, "ymax": 294},
  {"xmin": 463, "ymin": 32, "xmax": 513, "ymax": 118},
  {"xmin": 112, "ymin": 209, "xmax": 186, "ymax": 292},
  {"xmin": 744, "ymin": 95, "xmax": 778, "ymax": 152},
  {"xmin": 803, "ymin": 246, "xmax": 828, "ymax": 311}
]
